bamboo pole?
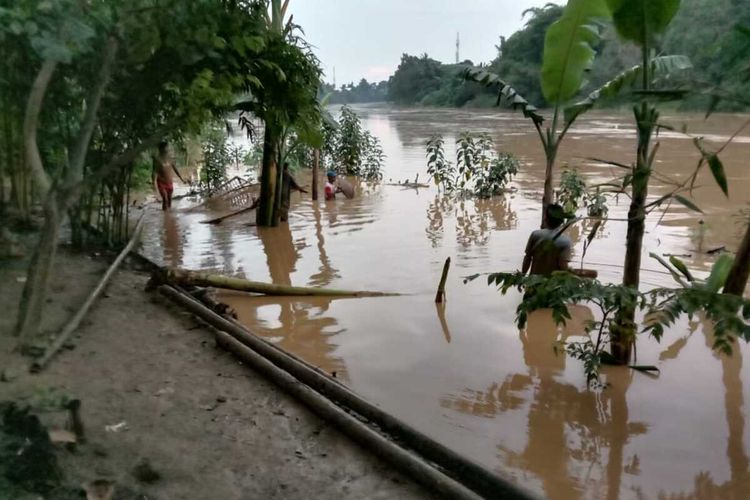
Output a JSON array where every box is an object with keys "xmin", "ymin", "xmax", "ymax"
[
  {"xmin": 156, "ymin": 268, "xmax": 398, "ymax": 297},
  {"xmin": 435, "ymin": 257, "xmax": 451, "ymax": 303},
  {"xmin": 213, "ymin": 329, "xmax": 482, "ymax": 500},
  {"xmin": 30, "ymin": 215, "xmax": 146, "ymax": 372},
  {"xmin": 157, "ymin": 285, "xmax": 534, "ymax": 500}
]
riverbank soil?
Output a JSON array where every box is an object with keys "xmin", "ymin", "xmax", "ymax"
[{"xmin": 0, "ymin": 246, "xmax": 428, "ymax": 499}]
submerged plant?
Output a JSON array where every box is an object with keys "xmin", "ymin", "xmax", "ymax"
[
  {"xmin": 558, "ymin": 167, "xmax": 587, "ymax": 215},
  {"xmin": 331, "ymin": 105, "xmax": 385, "ymax": 181},
  {"xmin": 201, "ymin": 127, "xmax": 231, "ymax": 193},
  {"xmin": 471, "ymin": 254, "xmax": 750, "ymax": 385},
  {"xmin": 425, "ymin": 132, "xmax": 519, "ymax": 196}
]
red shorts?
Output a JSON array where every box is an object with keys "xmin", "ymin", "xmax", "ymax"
[{"xmin": 157, "ymin": 178, "xmax": 173, "ymax": 197}]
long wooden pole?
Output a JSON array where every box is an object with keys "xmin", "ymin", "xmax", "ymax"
[
  {"xmin": 435, "ymin": 257, "xmax": 451, "ymax": 303},
  {"xmin": 157, "ymin": 285, "xmax": 534, "ymax": 500},
  {"xmin": 158, "ymin": 268, "xmax": 398, "ymax": 298},
  {"xmin": 31, "ymin": 215, "xmax": 146, "ymax": 372}
]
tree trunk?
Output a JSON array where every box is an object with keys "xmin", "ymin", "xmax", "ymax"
[
  {"xmin": 540, "ymin": 146, "xmax": 557, "ymax": 228},
  {"xmin": 613, "ymin": 104, "xmax": 657, "ymax": 364},
  {"xmin": 14, "ymin": 195, "xmax": 61, "ymax": 338},
  {"xmin": 257, "ymin": 125, "xmax": 278, "ymax": 227},
  {"xmin": 724, "ymin": 220, "xmax": 750, "ymax": 296},
  {"xmin": 312, "ymin": 148, "xmax": 319, "ymax": 200},
  {"xmin": 156, "ymin": 268, "xmax": 398, "ymax": 297}
]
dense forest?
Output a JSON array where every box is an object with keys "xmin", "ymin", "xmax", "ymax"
[{"xmin": 327, "ymin": 0, "xmax": 750, "ymax": 110}]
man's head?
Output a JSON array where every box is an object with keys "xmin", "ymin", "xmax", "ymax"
[
  {"xmin": 326, "ymin": 170, "xmax": 337, "ymax": 182},
  {"xmin": 158, "ymin": 140, "xmax": 169, "ymax": 154},
  {"xmin": 545, "ymin": 203, "xmax": 566, "ymax": 229}
]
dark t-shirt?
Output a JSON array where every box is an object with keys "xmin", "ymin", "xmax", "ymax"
[{"xmin": 525, "ymin": 228, "xmax": 572, "ymax": 276}]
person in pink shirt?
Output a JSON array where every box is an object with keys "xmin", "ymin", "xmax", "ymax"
[{"xmin": 324, "ymin": 171, "xmax": 342, "ymax": 201}]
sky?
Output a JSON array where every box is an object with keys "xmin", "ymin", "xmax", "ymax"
[{"xmin": 290, "ymin": 0, "xmax": 560, "ymax": 86}]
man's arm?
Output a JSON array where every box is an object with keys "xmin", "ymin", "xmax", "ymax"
[{"xmin": 171, "ymin": 162, "xmax": 186, "ymax": 183}]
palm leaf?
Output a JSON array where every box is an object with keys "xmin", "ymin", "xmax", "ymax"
[
  {"xmin": 564, "ymin": 55, "xmax": 691, "ymax": 124},
  {"xmin": 462, "ymin": 67, "xmax": 544, "ymax": 125},
  {"xmin": 541, "ymin": 0, "xmax": 610, "ymax": 105}
]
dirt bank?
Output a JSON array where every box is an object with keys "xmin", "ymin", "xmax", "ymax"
[{"xmin": 0, "ymin": 248, "xmax": 429, "ymax": 499}]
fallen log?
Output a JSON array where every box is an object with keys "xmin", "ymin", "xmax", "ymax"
[
  {"xmin": 200, "ymin": 199, "xmax": 258, "ymax": 224},
  {"xmin": 154, "ymin": 268, "xmax": 399, "ymax": 297},
  {"xmin": 31, "ymin": 216, "xmax": 146, "ymax": 372},
  {"xmin": 385, "ymin": 182, "xmax": 431, "ymax": 189},
  {"xmin": 157, "ymin": 285, "xmax": 534, "ymax": 500}
]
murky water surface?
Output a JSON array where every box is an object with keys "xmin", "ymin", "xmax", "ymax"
[{"xmin": 141, "ymin": 106, "xmax": 750, "ymax": 499}]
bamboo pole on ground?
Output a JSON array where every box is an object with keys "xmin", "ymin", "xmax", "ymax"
[
  {"xmin": 212, "ymin": 329, "xmax": 482, "ymax": 500},
  {"xmin": 157, "ymin": 285, "xmax": 534, "ymax": 500},
  {"xmin": 30, "ymin": 215, "xmax": 146, "ymax": 372},
  {"xmin": 435, "ymin": 257, "xmax": 451, "ymax": 303},
  {"xmin": 156, "ymin": 268, "xmax": 398, "ymax": 297}
]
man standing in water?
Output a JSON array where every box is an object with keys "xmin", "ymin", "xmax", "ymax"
[
  {"xmin": 279, "ymin": 162, "xmax": 307, "ymax": 222},
  {"xmin": 152, "ymin": 140, "xmax": 185, "ymax": 210},
  {"xmin": 522, "ymin": 203, "xmax": 571, "ymax": 276},
  {"xmin": 324, "ymin": 171, "xmax": 342, "ymax": 201}
]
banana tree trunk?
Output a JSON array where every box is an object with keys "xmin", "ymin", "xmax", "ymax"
[
  {"xmin": 156, "ymin": 268, "xmax": 398, "ymax": 297},
  {"xmin": 613, "ymin": 104, "xmax": 657, "ymax": 364},
  {"xmin": 724, "ymin": 220, "xmax": 750, "ymax": 296},
  {"xmin": 541, "ymin": 145, "xmax": 557, "ymax": 228},
  {"xmin": 257, "ymin": 125, "xmax": 279, "ymax": 227}
]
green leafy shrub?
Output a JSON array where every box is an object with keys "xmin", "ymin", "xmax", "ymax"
[
  {"xmin": 331, "ymin": 106, "xmax": 385, "ymax": 181},
  {"xmin": 201, "ymin": 127, "xmax": 230, "ymax": 193}
]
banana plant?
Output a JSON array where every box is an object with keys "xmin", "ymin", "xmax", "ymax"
[{"xmin": 466, "ymin": 0, "xmax": 610, "ymax": 227}]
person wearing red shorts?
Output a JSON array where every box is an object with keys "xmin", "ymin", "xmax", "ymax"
[{"xmin": 152, "ymin": 140, "xmax": 185, "ymax": 210}]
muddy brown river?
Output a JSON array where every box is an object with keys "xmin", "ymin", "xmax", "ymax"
[{"xmin": 141, "ymin": 105, "xmax": 750, "ymax": 499}]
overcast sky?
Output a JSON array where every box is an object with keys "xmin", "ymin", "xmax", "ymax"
[{"xmin": 290, "ymin": 0, "xmax": 560, "ymax": 86}]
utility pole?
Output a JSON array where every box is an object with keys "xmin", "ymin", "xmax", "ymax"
[{"xmin": 455, "ymin": 32, "xmax": 460, "ymax": 64}]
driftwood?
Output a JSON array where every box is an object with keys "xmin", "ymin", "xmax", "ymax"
[
  {"xmin": 435, "ymin": 257, "xmax": 451, "ymax": 303},
  {"xmin": 200, "ymin": 198, "xmax": 258, "ymax": 224},
  {"xmin": 154, "ymin": 268, "xmax": 399, "ymax": 297},
  {"xmin": 385, "ymin": 182, "xmax": 431, "ymax": 189},
  {"xmin": 31, "ymin": 216, "xmax": 146, "ymax": 372}
]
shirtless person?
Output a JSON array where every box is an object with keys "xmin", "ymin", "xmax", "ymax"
[
  {"xmin": 522, "ymin": 203, "xmax": 572, "ymax": 276},
  {"xmin": 152, "ymin": 140, "xmax": 185, "ymax": 210}
]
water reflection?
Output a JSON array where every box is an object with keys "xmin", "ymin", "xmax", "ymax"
[
  {"xmin": 442, "ymin": 307, "xmax": 648, "ymax": 500},
  {"xmin": 426, "ymin": 194, "xmax": 518, "ymax": 249}
]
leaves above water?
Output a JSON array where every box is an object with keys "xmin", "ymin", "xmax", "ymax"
[
  {"xmin": 606, "ymin": 0, "xmax": 682, "ymax": 46},
  {"xmin": 564, "ymin": 55, "xmax": 692, "ymax": 124},
  {"xmin": 707, "ymin": 154, "xmax": 729, "ymax": 197},
  {"xmin": 461, "ymin": 67, "xmax": 544, "ymax": 125},
  {"xmin": 541, "ymin": 0, "xmax": 610, "ymax": 105}
]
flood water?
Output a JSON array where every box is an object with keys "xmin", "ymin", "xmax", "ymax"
[{"xmin": 141, "ymin": 105, "xmax": 750, "ymax": 499}]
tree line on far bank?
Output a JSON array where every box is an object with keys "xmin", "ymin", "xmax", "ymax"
[{"xmin": 326, "ymin": 0, "xmax": 750, "ymax": 111}]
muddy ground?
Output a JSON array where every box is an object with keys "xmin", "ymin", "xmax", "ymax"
[{"xmin": 0, "ymin": 246, "xmax": 429, "ymax": 499}]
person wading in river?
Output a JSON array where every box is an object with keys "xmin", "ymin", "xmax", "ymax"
[
  {"xmin": 522, "ymin": 203, "xmax": 572, "ymax": 276},
  {"xmin": 152, "ymin": 140, "xmax": 186, "ymax": 210},
  {"xmin": 279, "ymin": 162, "xmax": 307, "ymax": 222},
  {"xmin": 324, "ymin": 171, "xmax": 343, "ymax": 201}
]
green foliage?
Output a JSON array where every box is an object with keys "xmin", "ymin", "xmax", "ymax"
[
  {"xmin": 586, "ymin": 187, "xmax": 609, "ymax": 217},
  {"xmin": 558, "ymin": 168, "xmax": 587, "ymax": 215},
  {"xmin": 476, "ymin": 257, "xmax": 750, "ymax": 384},
  {"xmin": 321, "ymin": 79, "xmax": 389, "ymax": 104},
  {"xmin": 475, "ymin": 153, "xmax": 520, "ymax": 198},
  {"xmin": 425, "ymin": 133, "xmax": 519, "ymax": 196},
  {"xmin": 200, "ymin": 127, "xmax": 230, "ymax": 193},
  {"xmin": 541, "ymin": 0, "xmax": 610, "ymax": 104},
  {"xmin": 606, "ymin": 0, "xmax": 681, "ymax": 46},
  {"xmin": 329, "ymin": 106, "xmax": 384, "ymax": 180},
  {"xmin": 426, "ymin": 135, "xmax": 455, "ymax": 192}
]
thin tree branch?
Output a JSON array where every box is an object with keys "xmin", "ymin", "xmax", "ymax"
[
  {"xmin": 23, "ymin": 59, "xmax": 58, "ymax": 197},
  {"xmin": 69, "ymin": 37, "xmax": 119, "ymax": 183}
]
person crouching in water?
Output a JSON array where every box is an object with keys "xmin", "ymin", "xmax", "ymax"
[
  {"xmin": 152, "ymin": 140, "xmax": 185, "ymax": 210},
  {"xmin": 324, "ymin": 171, "xmax": 343, "ymax": 201},
  {"xmin": 522, "ymin": 203, "xmax": 572, "ymax": 276}
]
